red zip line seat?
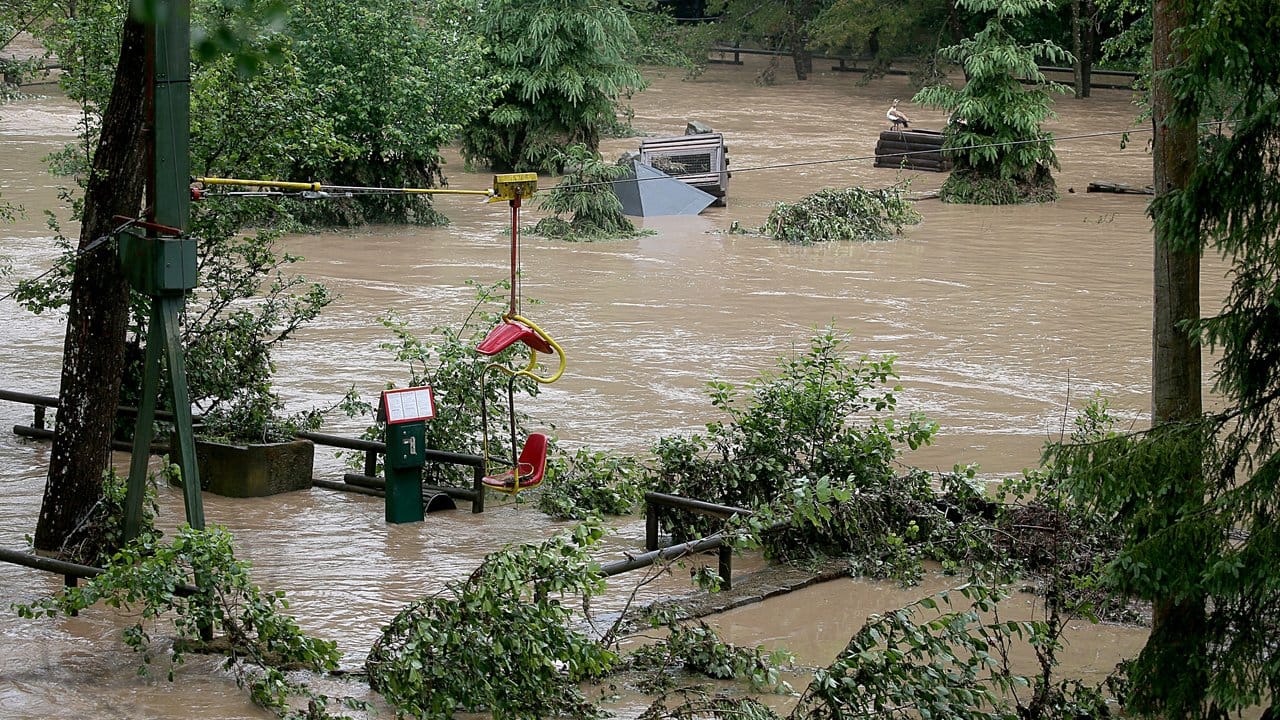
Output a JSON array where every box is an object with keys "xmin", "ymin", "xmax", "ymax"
[
  {"xmin": 476, "ymin": 317, "xmax": 554, "ymax": 356},
  {"xmin": 481, "ymin": 432, "xmax": 549, "ymax": 492}
]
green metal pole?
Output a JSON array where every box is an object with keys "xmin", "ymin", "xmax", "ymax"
[
  {"xmin": 123, "ymin": 303, "xmax": 165, "ymax": 540},
  {"xmin": 122, "ymin": 0, "xmax": 201, "ymax": 539},
  {"xmin": 160, "ymin": 294, "xmax": 204, "ymax": 528},
  {"xmin": 152, "ymin": 0, "xmax": 191, "ymax": 229}
]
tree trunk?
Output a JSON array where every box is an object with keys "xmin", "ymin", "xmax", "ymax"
[
  {"xmin": 790, "ymin": 43, "xmax": 812, "ymax": 81},
  {"xmin": 1072, "ymin": 0, "xmax": 1094, "ymax": 98},
  {"xmin": 1148, "ymin": 0, "xmax": 1207, "ymax": 711},
  {"xmin": 1152, "ymin": 0, "xmax": 1200, "ymax": 427},
  {"xmin": 34, "ymin": 16, "xmax": 148, "ymax": 559}
]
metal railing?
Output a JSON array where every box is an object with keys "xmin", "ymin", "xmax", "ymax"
[
  {"xmin": 0, "ymin": 388, "xmax": 178, "ymax": 453},
  {"xmin": 293, "ymin": 431, "xmax": 486, "ymax": 513},
  {"xmin": 0, "ymin": 546, "xmax": 197, "ymax": 596},
  {"xmin": 600, "ymin": 491, "xmax": 757, "ymax": 590},
  {"xmin": 0, "ymin": 390, "xmax": 487, "ymax": 512}
]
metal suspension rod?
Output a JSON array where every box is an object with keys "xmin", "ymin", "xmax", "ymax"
[
  {"xmin": 192, "ymin": 176, "xmax": 494, "ymax": 197},
  {"xmin": 509, "ymin": 195, "xmax": 520, "ymax": 317}
]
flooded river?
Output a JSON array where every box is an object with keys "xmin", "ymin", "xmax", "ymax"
[{"xmin": 0, "ymin": 58, "xmax": 1171, "ymax": 717}]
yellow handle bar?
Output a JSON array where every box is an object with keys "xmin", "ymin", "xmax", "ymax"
[{"xmin": 486, "ymin": 314, "xmax": 566, "ymax": 384}]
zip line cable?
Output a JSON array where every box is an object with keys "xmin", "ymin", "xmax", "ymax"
[
  {"xmin": 546, "ymin": 119, "xmax": 1231, "ymax": 195},
  {"xmin": 0, "ymin": 216, "xmax": 140, "ymax": 304}
]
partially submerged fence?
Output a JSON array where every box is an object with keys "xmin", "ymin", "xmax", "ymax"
[
  {"xmin": 604, "ymin": 491, "xmax": 756, "ymax": 590},
  {"xmin": 708, "ymin": 43, "xmax": 1138, "ymax": 91},
  {"xmin": 0, "ymin": 390, "xmax": 487, "ymax": 512},
  {"xmin": 2, "ymin": 390, "xmax": 767, "ymax": 587},
  {"xmin": 297, "ymin": 430, "xmax": 486, "ymax": 513}
]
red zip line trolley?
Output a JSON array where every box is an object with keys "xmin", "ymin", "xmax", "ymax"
[{"xmin": 476, "ymin": 173, "xmax": 565, "ymax": 494}]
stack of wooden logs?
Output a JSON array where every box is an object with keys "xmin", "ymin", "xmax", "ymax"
[{"xmin": 874, "ymin": 129, "xmax": 952, "ymax": 173}]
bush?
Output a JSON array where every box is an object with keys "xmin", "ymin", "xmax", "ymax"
[
  {"xmin": 764, "ymin": 185, "xmax": 922, "ymax": 244},
  {"xmin": 793, "ymin": 578, "xmax": 1114, "ymax": 720},
  {"xmin": 346, "ymin": 280, "xmax": 541, "ymax": 487},
  {"xmin": 627, "ymin": 618, "xmax": 793, "ymax": 694},
  {"xmin": 14, "ymin": 526, "xmax": 345, "ymax": 717},
  {"xmin": 365, "ymin": 523, "xmax": 616, "ymax": 719},
  {"xmin": 651, "ymin": 327, "xmax": 938, "ymax": 541},
  {"xmin": 530, "ymin": 145, "xmax": 648, "ymax": 242},
  {"xmin": 538, "ymin": 447, "xmax": 647, "ymax": 519},
  {"xmin": 741, "ymin": 466, "xmax": 996, "ymax": 583}
]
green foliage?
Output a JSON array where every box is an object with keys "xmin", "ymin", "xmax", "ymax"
[
  {"xmin": 651, "ymin": 327, "xmax": 938, "ymax": 541},
  {"xmin": 1049, "ymin": 0, "xmax": 1280, "ymax": 713},
  {"xmin": 30, "ymin": 0, "xmax": 498, "ymax": 226},
  {"xmin": 638, "ymin": 691, "xmax": 780, "ymax": 720},
  {"xmin": 811, "ymin": 0, "xmax": 957, "ymax": 83},
  {"xmin": 912, "ymin": 0, "xmax": 1070, "ymax": 204},
  {"xmin": 740, "ymin": 467, "xmax": 993, "ymax": 584},
  {"xmin": 705, "ymin": 0, "xmax": 827, "ymax": 81},
  {"xmin": 763, "ymin": 185, "xmax": 922, "ymax": 245},
  {"xmin": 1094, "ymin": 0, "xmax": 1151, "ymax": 73},
  {"xmin": 347, "ymin": 281, "xmax": 540, "ymax": 486},
  {"xmin": 993, "ymin": 398, "xmax": 1130, "ymax": 621},
  {"xmin": 460, "ymin": 0, "xmax": 647, "ymax": 173},
  {"xmin": 43, "ymin": 467, "xmax": 162, "ymax": 566},
  {"xmin": 538, "ymin": 447, "xmax": 648, "ymax": 520},
  {"xmin": 628, "ymin": 618, "xmax": 794, "ymax": 693},
  {"xmin": 13, "ymin": 210, "xmax": 333, "ymax": 444},
  {"xmin": 270, "ymin": 0, "xmax": 499, "ymax": 224},
  {"xmin": 531, "ymin": 145, "xmax": 648, "ymax": 241},
  {"xmin": 365, "ymin": 522, "xmax": 616, "ymax": 720},
  {"xmin": 935, "ymin": 169, "xmax": 1058, "ymax": 205},
  {"xmin": 179, "ymin": 214, "xmax": 332, "ymax": 440},
  {"xmin": 792, "ymin": 578, "xmax": 1114, "ymax": 720},
  {"xmin": 624, "ymin": 1, "xmax": 718, "ymax": 79},
  {"xmin": 195, "ymin": 390, "xmax": 323, "ymax": 445},
  {"xmin": 13, "ymin": 526, "xmax": 345, "ymax": 718}
]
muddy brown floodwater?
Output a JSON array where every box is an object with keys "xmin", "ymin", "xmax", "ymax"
[{"xmin": 0, "ymin": 56, "xmax": 1189, "ymax": 718}]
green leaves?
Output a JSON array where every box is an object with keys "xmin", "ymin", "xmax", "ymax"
[
  {"xmin": 365, "ymin": 523, "xmax": 616, "ymax": 719},
  {"xmin": 793, "ymin": 578, "xmax": 1093, "ymax": 720},
  {"xmin": 628, "ymin": 619, "xmax": 794, "ymax": 694},
  {"xmin": 911, "ymin": 0, "xmax": 1069, "ymax": 204},
  {"xmin": 651, "ymin": 327, "xmax": 940, "ymax": 548},
  {"xmin": 531, "ymin": 144, "xmax": 648, "ymax": 242},
  {"xmin": 460, "ymin": 0, "xmax": 647, "ymax": 173},
  {"xmin": 538, "ymin": 446, "xmax": 648, "ymax": 519},
  {"xmin": 764, "ymin": 184, "xmax": 923, "ymax": 245},
  {"xmin": 13, "ymin": 526, "xmax": 345, "ymax": 717}
]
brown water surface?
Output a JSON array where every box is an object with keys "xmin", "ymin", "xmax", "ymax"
[{"xmin": 0, "ymin": 59, "xmax": 1183, "ymax": 718}]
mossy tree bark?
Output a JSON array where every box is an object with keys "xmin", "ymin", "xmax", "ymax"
[{"xmin": 34, "ymin": 16, "xmax": 147, "ymax": 559}]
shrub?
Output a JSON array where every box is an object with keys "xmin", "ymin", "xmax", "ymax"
[
  {"xmin": 530, "ymin": 145, "xmax": 648, "ymax": 242},
  {"xmin": 740, "ymin": 466, "xmax": 996, "ymax": 583},
  {"xmin": 651, "ymin": 327, "xmax": 938, "ymax": 541},
  {"xmin": 345, "ymin": 280, "xmax": 540, "ymax": 487},
  {"xmin": 627, "ymin": 618, "xmax": 793, "ymax": 694},
  {"xmin": 365, "ymin": 523, "xmax": 616, "ymax": 719},
  {"xmin": 538, "ymin": 447, "xmax": 648, "ymax": 520},
  {"xmin": 764, "ymin": 185, "xmax": 922, "ymax": 245},
  {"xmin": 14, "ymin": 526, "xmax": 345, "ymax": 717}
]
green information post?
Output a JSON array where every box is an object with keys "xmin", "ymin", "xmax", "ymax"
[{"xmin": 378, "ymin": 387, "xmax": 437, "ymax": 524}]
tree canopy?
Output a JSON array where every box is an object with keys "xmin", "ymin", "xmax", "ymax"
[
  {"xmin": 912, "ymin": 0, "xmax": 1070, "ymax": 204},
  {"xmin": 459, "ymin": 0, "xmax": 646, "ymax": 173}
]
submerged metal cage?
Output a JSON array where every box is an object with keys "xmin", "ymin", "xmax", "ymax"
[{"xmin": 639, "ymin": 132, "xmax": 730, "ymax": 205}]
